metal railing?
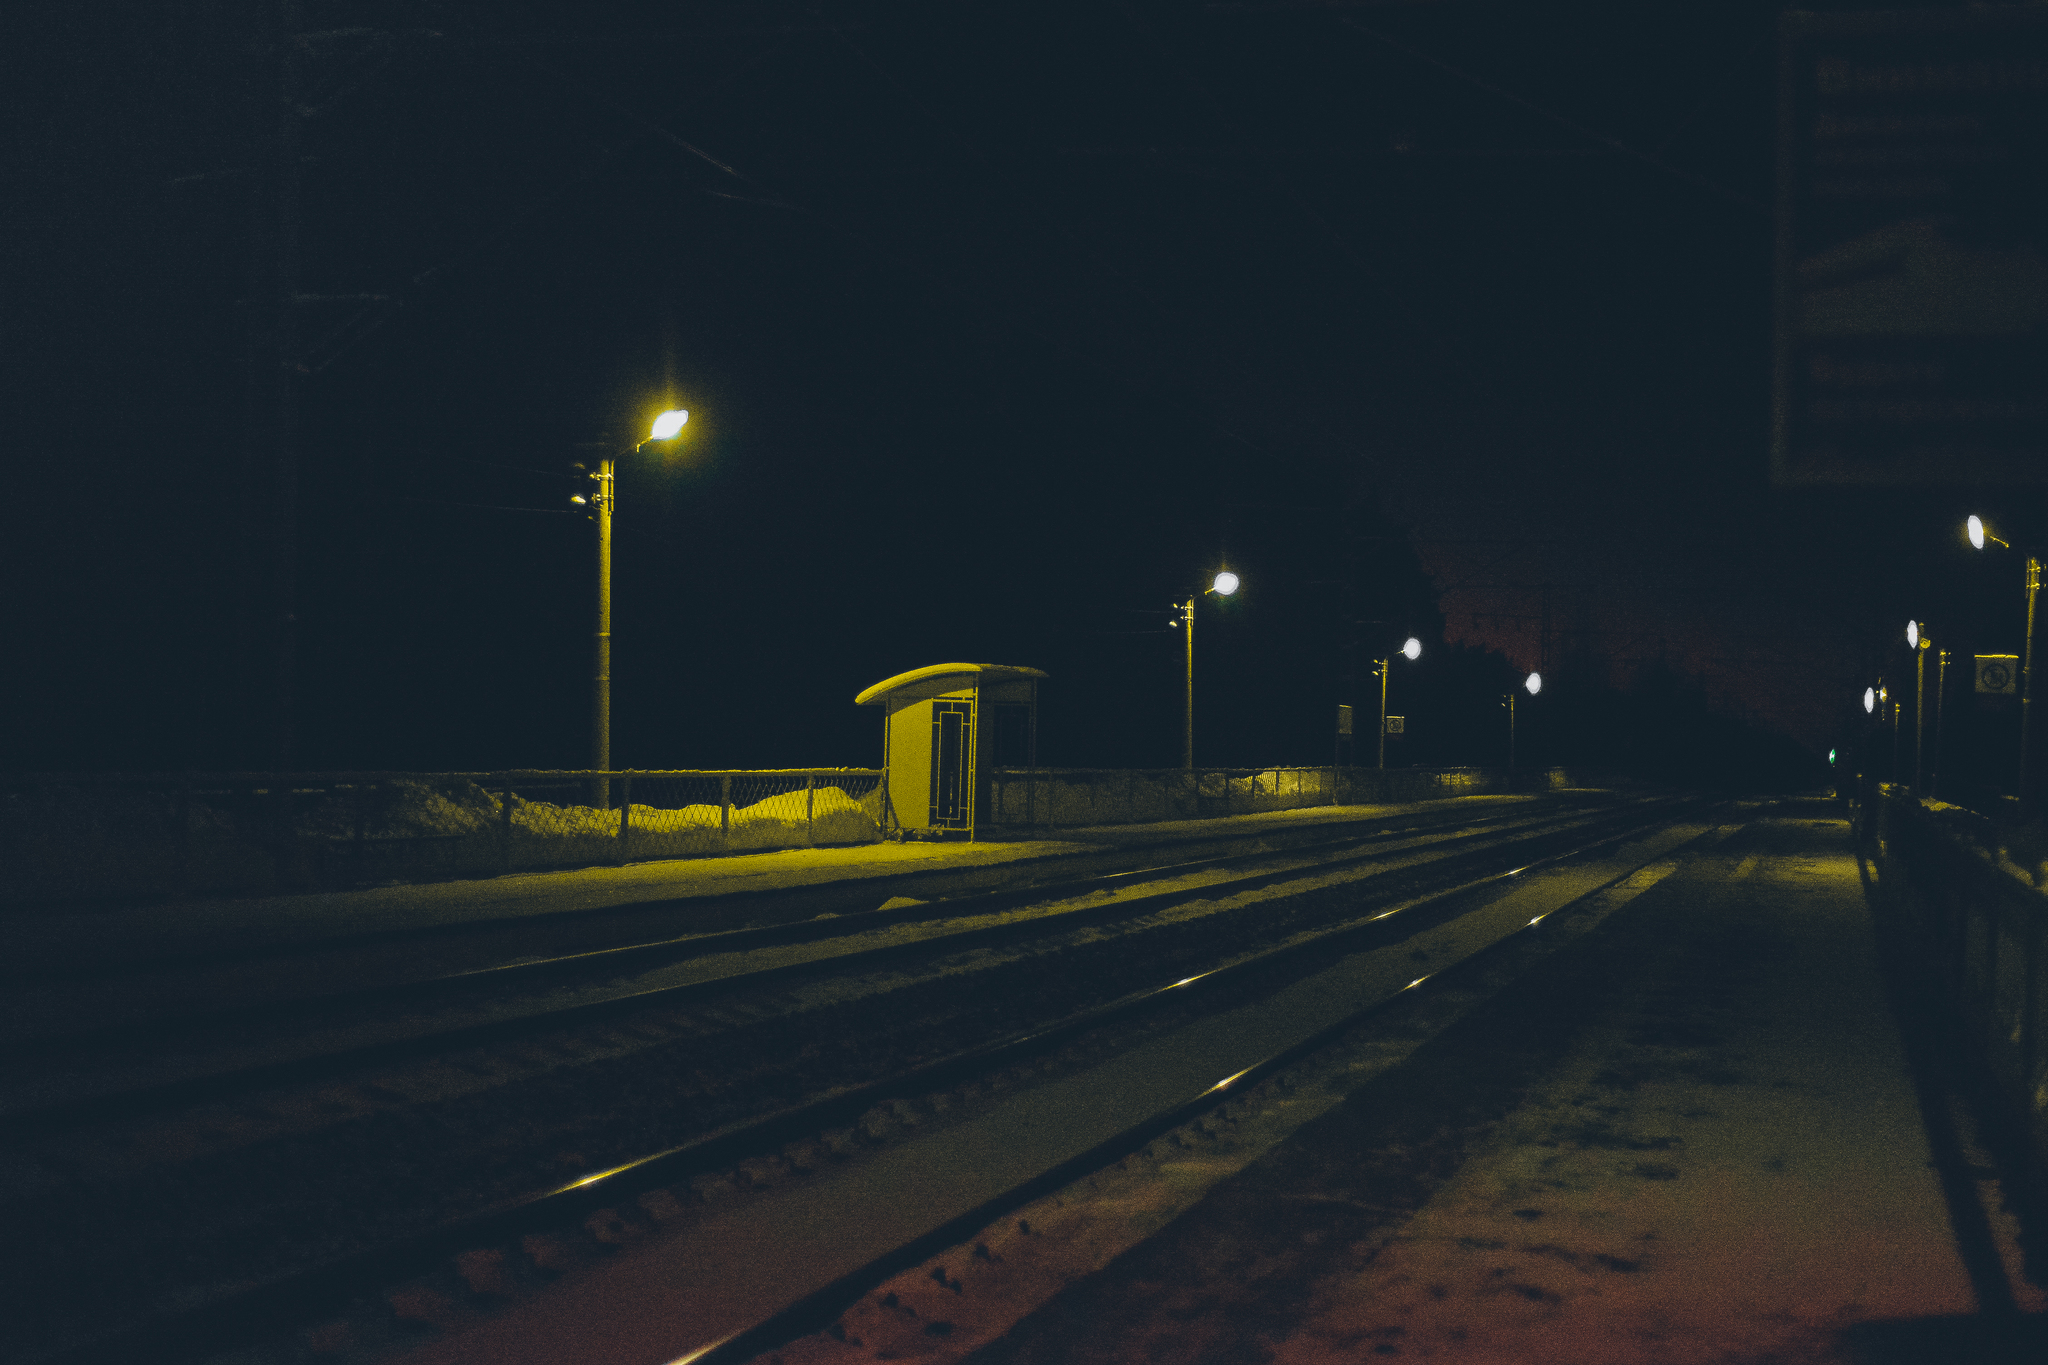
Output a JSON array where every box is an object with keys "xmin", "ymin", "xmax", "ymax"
[
  {"xmin": 1859, "ymin": 783, "xmax": 2048, "ymax": 1193},
  {"xmin": 0, "ymin": 769, "xmax": 885, "ymax": 907},
  {"xmin": 988, "ymin": 765, "xmax": 1573, "ymax": 830}
]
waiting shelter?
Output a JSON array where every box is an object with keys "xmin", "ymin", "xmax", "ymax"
[{"xmin": 855, "ymin": 663, "xmax": 1047, "ymax": 839}]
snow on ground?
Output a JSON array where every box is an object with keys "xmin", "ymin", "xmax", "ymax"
[
  {"xmin": 0, "ymin": 778, "xmax": 888, "ymax": 906},
  {"xmin": 1251, "ymin": 836, "xmax": 2039, "ymax": 1365},
  {"xmin": 748, "ymin": 815, "xmax": 2043, "ymax": 1365}
]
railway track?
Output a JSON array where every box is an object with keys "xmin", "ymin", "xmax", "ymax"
[
  {"xmin": 0, "ymin": 792, "xmax": 1672, "ymax": 1127},
  {"xmin": 8, "ymin": 792, "xmax": 1723, "ymax": 1365}
]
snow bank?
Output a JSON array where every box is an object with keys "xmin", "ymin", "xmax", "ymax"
[{"xmin": 0, "ymin": 777, "xmax": 884, "ymax": 907}]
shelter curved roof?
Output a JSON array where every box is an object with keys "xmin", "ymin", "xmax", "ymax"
[{"xmin": 855, "ymin": 663, "xmax": 1049, "ymax": 707}]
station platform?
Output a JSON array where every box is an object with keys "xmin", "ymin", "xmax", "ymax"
[{"xmin": 0, "ymin": 791, "xmax": 1585, "ymax": 976}]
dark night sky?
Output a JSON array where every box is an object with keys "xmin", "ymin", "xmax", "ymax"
[{"xmin": 5, "ymin": 1, "xmax": 2042, "ymax": 778}]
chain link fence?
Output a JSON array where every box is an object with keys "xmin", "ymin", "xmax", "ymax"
[{"xmin": 0, "ymin": 770, "xmax": 884, "ymax": 908}]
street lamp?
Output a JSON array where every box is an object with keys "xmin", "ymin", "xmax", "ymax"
[
  {"xmin": 1372, "ymin": 637, "xmax": 1423, "ymax": 768},
  {"xmin": 1906, "ymin": 620, "xmax": 1933, "ymax": 796},
  {"xmin": 574, "ymin": 408, "xmax": 688, "ymax": 807},
  {"xmin": 1174, "ymin": 570, "xmax": 1239, "ymax": 769},
  {"xmin": 1965, "ymin": 514, "xmax": 2042, "ymax": 806},
  {"xmin": 1504, "ymin": 672, "xmax": 1541, "ymax": 770}
]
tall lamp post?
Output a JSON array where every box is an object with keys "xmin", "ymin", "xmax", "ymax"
[
  {"xmin": 574, "ymin": 408, "xmax": 688, "ymax": 807},
  {"xmin": 1907, "ymin": 620, "xmax": 1933, "ymax": 796},
  {"xmin": 1175, "ymin": 570, "xmax": 1239, "ymax": 769},
  {"xmin": 1967, "ymin": 515, "xmax": 2042, "ymax": 806},
  {"xmin": 1504, "ymin": 671, "xmax": 1542, "ymax": 770},
  {"xmin": 1373, "ymin": 637, "xmax": 1422, "ymax": 768}
]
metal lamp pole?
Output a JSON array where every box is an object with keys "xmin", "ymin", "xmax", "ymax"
[
  {"xmin": 590, "ymin": 452, "xmax": 614, "ymax": 807},
  {"xmin": 1179, "ymin": 571, "xmax": 1239, "ymax": 770},
  {"xmin": 580, "ymin": 409, "xmax": 687, "ymax": 808},
  {"xmin": 1964, "ymin": 518, "xmax": 2040, "ymax": 806},
  {"xmin": 1504, "ymin": 672, "xmax": 1541, "ymax": 776},
  {"xmin": 1377, "ymin": 657, "xmax": 1389, "ymax": 769},
  {"xmin": 1506, "ymin": 690, "xmax": 1516, "ymax": 771},
  {"xmin": 1908, "ymin": 621, "xmax": 1932, "ymax": 796},
  {"xmin": 2024, "ymin": 554, "xmax": 2041, "ymax": 807},
  {"xmin": 1375, "ymin": 637, "xmax": 1422, "ymax": 769},
  {"xmin": 1934, "ymin": 648, "xmax": 1950, "ymax": 799},
  {"xmin": 1181, "ymin": 595, "xmax": 1196, "ymax": 770}
]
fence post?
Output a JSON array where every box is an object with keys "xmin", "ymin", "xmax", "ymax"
[
  {"xmin": 720, "ymin": 774, "xmax": 733, "ymax": 842},
  {"xmin": 499, "ymin": 773, "xmax": 514, "ymax": 872},
  {"xmin": 805, "ymin": 772, "xmax": 816, "ymax": 847},
  {"xmin": 618, "ymin": 774, "xmax": 632, "ymax": 864}
]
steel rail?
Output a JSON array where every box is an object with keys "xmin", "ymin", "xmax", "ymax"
[
  {"xmin": 8, "ymin": 790, "xmax": 1625, "ymax": 982},
  {"xmin": 4, "ymin": 789, "xmax": 1695, "ymax": 1129},
  {"xmin": 33, "ymin": 798, "xmax": 1727, "ymax": 1365},
  {"xmin": 16, "ymin": 792, "xmax": 1655, "ymax": 1039},
  {"xmin": 2, "ymin": 798, "xmax": 1687, "ymax": 1132}
]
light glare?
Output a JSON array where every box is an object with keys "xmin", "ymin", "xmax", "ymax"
[
  {"xmin": 1402, "ymin": 637, "xmax": 1422, "ymax": 660},
  {"xmin": 650, "ymin": 409, "xmax": 689, "ymax": 440},
  {"xmin": 1212, "ymin": 571, "xmax": 1240, "ymax": 596},
  {"xmin": 1524, "ymin": 672, "xmax": 1542, "ymax": 695},
  {"xmin": 1864, "ymin": 687, "xmax": 1875, "ymax": 713},
  {"xmin": 1906, "ymin": 620, "xmax": 1919, "ymax": 648},
  {"xmin": 1968, "ymin": 515, "xmax": 1985, "ymax": 550}
]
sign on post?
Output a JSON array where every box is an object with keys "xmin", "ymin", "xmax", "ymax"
[
  {"xmin": 1773, "ymin": 9, "xmax": 2048, "ymax": 485},
  {"xmin": 1336, "ymin": 704, "xmax": 1354, "ymax": 735},
  {"xmin": 1385, "ymin": 716, "xmax": 1405, "ymax": 735},
  {"xmin": 1976, "ymin": 654, "xmax": 2020, "ymax": 694}
]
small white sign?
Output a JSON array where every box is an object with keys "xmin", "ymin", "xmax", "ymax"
[{"xmin": 1976, "ymin": 654, "xmax": 2020, "ymax": 694}]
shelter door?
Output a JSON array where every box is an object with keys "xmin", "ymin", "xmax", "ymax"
[{"xmin": 930, "ymin": 699, "xmax": 973, "ymax": 830}]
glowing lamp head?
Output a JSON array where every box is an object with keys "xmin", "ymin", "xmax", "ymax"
[
  {"xmin": 1968, "ymin": 515, "xmax": 1985, "ymax": 550},
  {"xmin": 650, "ymin": 409, "xmax": 689, "ymax": 441},
  {"xmin": 1524, "ymin": 672, "xmax": 1542, "ymax": 696},
  {"xmin": 1212, "ymin": 571, "xmax": 1239, "ymax": 596},
  {"xmin": 1402, "ymin": 637, "xmax": 1422, "ymax": 661},
  {"xmin": 1864, "ymin": 687, "xmax": 1876, "ymax": 714}
]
